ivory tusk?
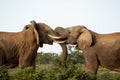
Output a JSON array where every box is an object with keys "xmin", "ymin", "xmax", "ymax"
[{"xmin": 48, "ymin": 34, "xmax": 62, "ymax": 39}]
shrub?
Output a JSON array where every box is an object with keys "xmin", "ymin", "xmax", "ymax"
[
  {"xmin": 97, "ymin": 71, "xmax": 120, "ymax": 80},
  {"xmin": 67, "ymin": 45, "xmax": 84, "ymax": 64},
  {"xmin": 36, "ymin": 52, "xmax": 59, "ymax": 65},
  {"xmin": 12, "ymin": 67, "xmax": 41, "ymax": 80},
  {"xmin": 0, "ymin": 67, "xmax": 10, "ymax": 80}
]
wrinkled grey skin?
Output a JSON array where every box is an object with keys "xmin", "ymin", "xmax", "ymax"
[{"xmin": 50, "ymin": 25, "xmax": 120, "ymax": 80}]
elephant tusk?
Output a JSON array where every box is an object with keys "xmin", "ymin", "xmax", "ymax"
[
  {"xmin": 48, "ymin": 34, "xmax": 62, "ymax": 39},
  {"xmin": 54, "ymin": 40, "xmax": 66, "ymax": 43},
  {"xmin": 48, "ymin": 34, "xmax": 66, "ymax": 43}
]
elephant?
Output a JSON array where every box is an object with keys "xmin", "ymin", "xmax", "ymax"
[
  {"xmin": 0, "ymin": 21, "xmax": 39, "ymax": 69},
  {"xmin": 0, "ymin": 20, "xmax": 67, "ymax": 69},
  {"xmin": 48, "ymin": 25, "xmax": 120, "ymax": 79}
]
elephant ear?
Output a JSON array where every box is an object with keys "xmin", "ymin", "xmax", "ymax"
[
  {"xmin": 77, "ymin": 28, "xmax": 92, "ymax": 49},
  {"xmin": 30, "ymin": 20, "xmax": 40, "ymax": 46},
  {"xmin": 23, "ymin": 24, "xmax": 39, "ymax": 47}
]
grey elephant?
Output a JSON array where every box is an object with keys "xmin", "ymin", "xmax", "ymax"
[
  {"xmin": 0, "ymin": 20, "xmax": 67, "ymax": 69},
  {"xmin": 48, "ymin": 25, "xmax": 120, "ymax": 79}
]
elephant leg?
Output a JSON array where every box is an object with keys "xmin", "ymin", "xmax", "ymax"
[
  {"xmin": 19, "ymin": 60, "xmax": 35, "ymax": 69},
  {"xmin": 6, "ymin": 63, "xmax": 18, "ymax": 68},
  {"xmin": 31, "ymin": 59, "xmax": 36, "ymax": 70},
  {"xmin": 19, "ymin": 61, "xmax": 29, "ymax": 69},
  {"xmin": 19, "ymin": 57, "xmax": 31, "ymax": 69},
  {"xmin": 82, "ymin": 51, "xmax": 99, "ymax": 80},
  {"xmin": 19, "ymin": 51, "xmax": 37, "ymax": 69},
  {"xmin": 5, "ymin": 59, "xmax": 18, "ymax": 68},
  {"xmin": 0, "ymin": 50, "xmax": 4, "ymax": 66},
  {"xmin": 83, "ymin": 66, "xmax": 97, "ymax": 80},
  {"xmin": 19, "ymin": 54, "xmax": 29, "ymax": 69},
  {"xmin": 0, "ymin": 54, "xmax": 4, "ymax": 66}
]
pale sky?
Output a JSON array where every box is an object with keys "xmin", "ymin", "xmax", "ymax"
[{"xmin": 0, "ymin": 0, "xmax": 120, "ymax": 53}]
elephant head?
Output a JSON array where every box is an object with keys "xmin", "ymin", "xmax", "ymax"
[
  {"xmin": 67, "ymin": 26, "xmax": 92, "ymax": 49},
  {"xmin": 28, "ymin": 20, "xmax": 68, "ymax": 60},
  {"xmin": 29, "ymin": 20, "xmax": 54, "ymax": 47},
  {"xmin": 48, "ymin": 25, "xmax": 93, "ymax": 60},
  {"xmin": 49, "ymin": 25, "xmax": 92, "ymax": 48}
]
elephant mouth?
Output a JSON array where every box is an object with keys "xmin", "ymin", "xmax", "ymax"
[
  {"xmin": 49, "ymin": 40, "xmax": 54, "ymax": 45},
  {"xmin": 48, "ymin": 34, "xmax": 66, "ymax": 43}
]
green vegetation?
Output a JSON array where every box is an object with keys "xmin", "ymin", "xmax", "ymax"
[
  {"xmin": 0, "ymin": 67, "xmax": 10, "ymax": 80},
  {"xmin": 0, "ymin": 45, "xmax": 120, "ymax": 80}
]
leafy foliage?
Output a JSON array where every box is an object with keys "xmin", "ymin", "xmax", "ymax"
[
  {"xmin": 0, "ymin": 67, "xmax": 10, "ymax": 80},
  {"xmin": 0, "ymin": 45, "xmax": 120, "ymax": 80}
]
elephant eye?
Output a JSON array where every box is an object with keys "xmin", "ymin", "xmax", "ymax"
[{"xmin": 25, "ymin": 26, "xmax": 29, "ymax": 30}]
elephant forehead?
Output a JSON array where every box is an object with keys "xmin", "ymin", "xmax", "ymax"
[
  {"xmin": 69, "ymin": 32, "xmax": 79, "ymax": 38},
  {"xmin": 38, "ymin": 23, "xmax": 50, "ymax": 29},
  {"xmin": 55, "ymin": 27, "xmax": 66, "ymax": 32},
  {"xmin": 68, "ymin": 25, "xmax": 85, "ymax": 31}
]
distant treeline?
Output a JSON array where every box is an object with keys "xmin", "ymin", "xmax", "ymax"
[{"xmin": 36, "ymin": 45, "xmax": 84, "ymax": 65}]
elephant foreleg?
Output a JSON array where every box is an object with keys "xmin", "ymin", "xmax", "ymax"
[
  {"xmin": 19, "ymin": 61, "xmax": 35, "ymax": 69},
  {"xmin": 83, "ymin": 66, "xmax": 97, "ymax": 80},
  {"xmin": 0, "ymin": 54, "xmax": 4, "ymax": 66},
  {"xmin": 83, "ymin": 51, "xmax": 99, "ymax": 80},
  {"xmin": 31, "ymin": 59, "xmax": 36, "ymax": 70},
  {"xmin": 0, "ymin": 50, "xmax": 4, "ymax": 66},
  {"xmin": 19, "ymin": 50, "xmax": 37, "ymax": 69},
  {"xmin": 5, "ymin": 57, "xmax": 18, "ymax": 68},
  {"xmin": 5, "ymin": 63, "xmax": 18, "ymax": 68}
]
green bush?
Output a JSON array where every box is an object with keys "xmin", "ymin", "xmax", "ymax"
[
  {"xmin": 12, "ymin": 67, "xmax": 41, "ymax": 80},
  {"xmin": 9, "ymin": 63, "xmax": 84, "ymax": 80},
  {"xmin": 0, "ymin": 67, "xmax": 10, "ymax": 80},
  {"xmin": 36, "ymin": 52, "xmax": 60, "ymax": 65},
  {"xmin": 41, "ymin": 63, "xmax": 84, "ymax": 80},
  {"xmin": 2, "ymin": 45, "xmax": 120, "ymax": 80},
  {"xmin": 2, "ymin": 64, "xmax": 120, "ymax": 80},
  {"xmin": 67, "ymin": 45, "xmax": 84, "ymax": 64},
  {"xmin": 97, "ymin": 71, "xmax": 120, "ymax": 80}
]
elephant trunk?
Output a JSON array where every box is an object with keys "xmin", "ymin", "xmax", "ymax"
[
  {"xmin": 54, "ymin": 27, "xmax": 69, "ymax": 40},
  {"xmin": 59, "ymin": 43, "xmax": 68, "ymax": 61},
  {"xmin": 48, "ymin": 31, "xmax": 68, "ymax": 61},
  {"xmin": 48, "ymin": 27, "xmax": 69, "ymax": 43}
]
